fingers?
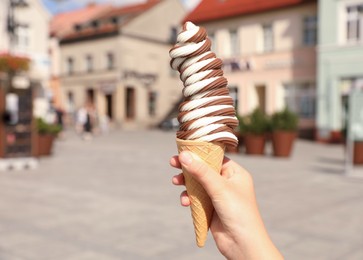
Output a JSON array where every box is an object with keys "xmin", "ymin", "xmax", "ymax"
[
  {"xmin": 170, "ymin": 155, "xmax": 181, "ymax": 169},
  {"xmin": 178, "ymin": 151, "xmax": 225, "ymax": 198},
  {"xmin": 172, "ymin": 173, "xmax": 185, "ymax": 185},
  {"xmin": 180, "ymin": 190, "xmax": 190, "ymax": 206}
]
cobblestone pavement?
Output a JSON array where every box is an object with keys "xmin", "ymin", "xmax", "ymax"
[{"xmin": 0, "ymin": 130, "xmax": 362, "ymax": 260}]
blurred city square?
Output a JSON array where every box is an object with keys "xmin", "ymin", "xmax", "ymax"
[
  {"xmin": 1, "ymin": 0, "xmax": 363, "ymax": 259},
  {"xmin": 0, "ymin": 130, "xmax": 362, "ymax": 260}
]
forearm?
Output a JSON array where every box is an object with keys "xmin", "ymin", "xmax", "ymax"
[{"xmin": 227, "ymin": 216, "xmax": 283, "ymax": 260}]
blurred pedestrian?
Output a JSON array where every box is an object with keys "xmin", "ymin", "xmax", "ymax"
[
  {"xmin": 55, "ymin": 107, "xmax": 65, "ymax": 138},
  {"xmin": 82, "ymin": 102, "xmax": 96, "ymax": 141}
]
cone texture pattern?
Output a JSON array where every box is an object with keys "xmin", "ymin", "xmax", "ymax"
[{"xmin": 176, "ymin": 138, "xmax": 225, "ymax": 247}]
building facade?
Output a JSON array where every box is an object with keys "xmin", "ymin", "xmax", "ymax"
[
  {"xmin": 55, "ymin": 0, "xmax": 186, "ymax": 128},
  {"xmin": 185, "ymin": 0, "xmax": 317, "ymax": 137},
  {"xmin": 317, "ymin": 0, "xmax": 363, "ymax": 141},
  {"xmin": 0, "ymin": 0, "xmax": 51, "ymax": 118}
]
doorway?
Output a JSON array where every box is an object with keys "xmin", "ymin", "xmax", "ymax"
[
  {"xmin": 86, "ymin": 88, "xmax": 95, "ymax": 104},
  {"xmin": 255, "ymin": 85, "xmax": 266, "ymax": 113},
  {"xmin": 126, "ymin": 87, "xmax": 135, "ymax": 120},
  {"xmin": 105, "ymin": 94, "xmax": 113, "ymax": 120}
]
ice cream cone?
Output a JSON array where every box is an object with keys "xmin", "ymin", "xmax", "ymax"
[{"xmin": 176, "ymin": 138, "xmax": 225, "ymax": 247}]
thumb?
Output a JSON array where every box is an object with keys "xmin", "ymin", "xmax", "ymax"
[{"xmin": 179, "ymin": 151, "xmax": 224, "ymax": 197}]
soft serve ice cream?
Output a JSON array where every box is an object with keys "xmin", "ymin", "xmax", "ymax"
[
  {"xmin": 169, "ymin": 21, "xmax": 239, "ymax": 147},
  {"xmin": 169, "ymin": 22, "xmax": 240, "ymax": 247}
]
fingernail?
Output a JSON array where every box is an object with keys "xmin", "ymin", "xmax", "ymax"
[{"xmin": 180, "ymin": 151, "xmax": 193, "ymax": 165}]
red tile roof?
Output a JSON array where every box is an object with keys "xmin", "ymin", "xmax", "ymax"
[
  {"xmin": 57, "ymin": 0, "xmax": 163, "ymax": 41},
  {"xmin": 100, "ymin": 0, "xmax": 162, "ymax": 19},
  {"xmin": 50, "ymin": 3, "xmax": 112, "ymax": 37},
  {"xmin": 61, "ymin": 24, "xmax": 118, "ymax": 41},
  {"xmin": 184, "ymin": 0, "xmax": 315, "ymax": 24}
]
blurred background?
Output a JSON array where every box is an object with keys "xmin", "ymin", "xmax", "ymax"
[{"xmin": 0, "ymin": 0, "xmax": 362, "ymax": 259}]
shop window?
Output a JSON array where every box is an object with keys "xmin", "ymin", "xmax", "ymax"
[
  {"xmin": 284, "ymin": 83, "xmax": 316, "ymax": 118},
  {"xmin": 303, "ymin": 15, "xmax": 317, "ymax": 45}
]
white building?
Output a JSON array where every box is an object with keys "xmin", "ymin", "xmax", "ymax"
[{"xmin": 0, "ymin": 0, "xmax": 51, "ymax": 118}]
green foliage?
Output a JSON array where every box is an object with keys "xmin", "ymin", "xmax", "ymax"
[
  {"xmin": 36, "ymin": 118, "xmax": 61, "ymax": 135},
  {"xmin": 238, "ymin": 108, "xmax": 270, "ymax": 135},
  {"xmin": 271, "ymin": 107, "xmax": 298, "ymax": 131},
  {"xmin": 0, "ymin": 54, "xmax": 30, "ymax": 73}
]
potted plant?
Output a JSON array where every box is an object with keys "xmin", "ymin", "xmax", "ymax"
[
  {"xmin": 239, "ymin": 108, "xmax": 270, "ymax": 155},
  {"xmin": 34, "ymin": 118, "xmax": 61, "ymax": 156},
  {"xmin": 353, "ymin": 140, "xmax": 363, "ymax": 165},
  {"xmin": 270, "ymin": 108, "xmax": 298, "ymax": 157}
]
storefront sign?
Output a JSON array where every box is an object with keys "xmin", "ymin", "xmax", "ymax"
[
  {"xmin": 264, "ymin": 58, "xmax": 301, "ymax": 70},
  {"xmin": 122, "ymin": 70, "xmax": 158, "ymax": 86},
  {"xmin": 99, "ymin": 81, "xmax": 116, "ymax": 94}
]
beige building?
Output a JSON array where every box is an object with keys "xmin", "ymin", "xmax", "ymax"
[
  {"xmin": 185, "ymin": 0, "xmax": 317, "ymax": 137},
  {"xmin": 55, "ymin": 0, "xmax": 185, "ymax": 128}
]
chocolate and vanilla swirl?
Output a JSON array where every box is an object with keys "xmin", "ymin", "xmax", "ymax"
[{"xmin": 169, "ymin": 22, "xmax": 239, "ymax": 147}]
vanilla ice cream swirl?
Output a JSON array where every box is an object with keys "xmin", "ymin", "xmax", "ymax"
[{"xmin": 169, "ymin": 22, "xmax": 239, "ymax": 147}]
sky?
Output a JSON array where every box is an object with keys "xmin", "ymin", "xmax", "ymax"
[{"xmin": 41, "ymin": 0, "xmax": 201, "ymax": 14}]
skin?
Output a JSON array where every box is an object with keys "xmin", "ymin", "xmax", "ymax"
[{"xmin": 170, "ymin": 151, "xmax": 284, "ymax": 260}]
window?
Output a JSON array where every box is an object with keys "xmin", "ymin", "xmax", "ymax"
[
  {"xmin": 263, "ymin": 24, "xmax": 274, "ymax": 52},
  {"xmin": 148, "ymin": 91, "xmax": 157, "ymax": 116},
  {"xmin": 303, "ymin": 15, "xmax": 317, "ymax": 45},
  {"xmin": 284, "ymin": 83, "xmax": 316, "ymax": 118},
  {"xmin": 106, "ymin": 52, "xmax": 114, "ymax": 70},
  {"xmin": 346, "ymin": 4, "xmax": 363, "ymax": 42},
  {"xmin": 66, "ymin": 57, "xmax": 74, "ymax": 75},
  {"xmin": 16, "ymin": 25, "xmax": 29, "ymax": 51},
  {"xmin": 85, "ymin": 55, "xmax": 93, "ymax": 72},
  {"xmin": 209, "ymin": 32, "xmax": 217, "ymax": 54},
  {"xmin": 169, "ymin": 26, "xmax": 178, "ymax": 44},
  {"xmin": 229, "ymin": 86, "xmax": 239, "ymax": 111},
  {"xmin": 230, "ymin": 29, "xmax": 239, "ymax": 56}
]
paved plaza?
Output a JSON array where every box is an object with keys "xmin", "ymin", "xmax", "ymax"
[{"xmin": 0, "ymin": 130, "xmax": 362, "ymax": 260}]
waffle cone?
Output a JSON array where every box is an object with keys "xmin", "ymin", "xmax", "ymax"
[{"xmin": 176, "ymin": 138, "xmax": 225, "ymax": 247}]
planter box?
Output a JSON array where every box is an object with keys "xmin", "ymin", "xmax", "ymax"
[
  {"xmin": 353, "ymin": 141, "xmax": 363, "ymax": 165},
  {"xmin": 36, "ymin": 134, "xmax": 55, "ymax": 156},
  {"xmin": 244, "ymin": 134, "xmax": 266, "ymax": 155},
  {"xmin": 271, "ymin": 131, "xmax": 296, "ymax": 157}
]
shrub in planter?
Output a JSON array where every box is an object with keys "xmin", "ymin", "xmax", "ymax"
[
  {"xmin": 35, "ymin": 118, "xmax": 61, "ymax": 156},
  {"xmin": 270, "ymin": 108, "xmax": 298, "ymax": 157},
  {"xmin": 239, "ymin": 109, "xmax": 270, "ymax": 155}
]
